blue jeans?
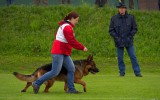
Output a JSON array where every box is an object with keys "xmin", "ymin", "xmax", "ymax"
[
  {"xmin": 34, "ymin": 54, "xmax": 76, "ymax": 92},
  {"xmin": 116, "ymin": 46, "xmax": 141, "ymax": 75}
]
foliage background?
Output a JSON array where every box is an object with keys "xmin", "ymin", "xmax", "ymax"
[{"xmin": 0, "ymin": 5, "xmax": 159, "ymax": 58}]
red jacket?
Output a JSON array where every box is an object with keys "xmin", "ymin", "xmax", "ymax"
[{"xmin": 51, "ymin": 21, "xmax": 85, "ymax": 55}]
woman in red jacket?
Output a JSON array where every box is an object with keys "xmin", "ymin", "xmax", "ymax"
[{"xmin": 32, "ymin": 11, "xmax": 88, "ymax": 94}]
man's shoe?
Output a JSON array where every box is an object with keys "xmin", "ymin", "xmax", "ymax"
[
  {"xmin": 119, "ymin": 74, "xmax": 125, "ymax": 77},
  {"xmin": 136, "ymin": 74, "xmax": 143, "ymax": 77},
  {"xmin": 32, "ymin": 82, "xmax": 40, "ymax": 94}
]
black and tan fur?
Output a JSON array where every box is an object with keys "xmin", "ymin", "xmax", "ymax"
[{"xmin": 13, "ymin": 55, "xmax": 99, "ymax": 93}]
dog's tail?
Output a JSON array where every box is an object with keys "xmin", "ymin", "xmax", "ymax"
[{"xmin": 13, "ymin": 72, "xmax": 38, "ymax": 82}]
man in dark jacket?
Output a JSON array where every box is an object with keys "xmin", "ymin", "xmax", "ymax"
[{"xmin": 109, "ymin": 3, "xmax": 142, "ymax": 77}]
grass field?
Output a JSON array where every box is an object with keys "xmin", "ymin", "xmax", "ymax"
[
  {"xmin": 0, "ymin": 55, "xmax": 160, "ymax": 100},
  {"xmin": 0, "ymin": 73, "xmax": 160, "ymax": 100}
]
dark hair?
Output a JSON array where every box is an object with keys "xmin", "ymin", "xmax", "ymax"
[{"xmin": 63, "ymin": 11, "xmax": 79, "ymax": 21}]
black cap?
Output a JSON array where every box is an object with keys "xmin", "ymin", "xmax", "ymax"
[{"xmin": 116, "ymin": 3, "xmax": 127, "ymax": 8}]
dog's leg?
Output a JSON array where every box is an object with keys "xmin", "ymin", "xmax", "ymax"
[
  {"xmin": 44, "ymin": 79, "xmax": 55, "ymax": 92},
  {"xmin": 74, "ymin": 79, "xmax": 86, "ymax": 92},
  {"xmin": 21, "ymin": 82, "xmax": 32, "ymax": 92},
  {"xmin": 64, "ymin": 81, "xmax": 68, "ymax": 92}
]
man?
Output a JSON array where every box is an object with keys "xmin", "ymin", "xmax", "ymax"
[
  {"xmin": 95, "ymin": 0, "xmax": 107, "ymax": 7},
  {"xmin": 109, "ymin": 3, "xmax": 142, "ymax": 77},
  {"xmin": 158, "ymin": 0, "xmax": 160, "ymax": 10},
  {"xmin": 34, "ymin": 0, "xmax": 48, "ymax": 6},
  {"xmin": 59, "ymin": 0, "xmax": 70, "ymax": 4},
  {"xmin": 129, "ymin": 0, "xmax": 134, "ymax": 9},
  {"xmin": 6, "ymin": 0, "xmax": 14, "ymax": 6}
]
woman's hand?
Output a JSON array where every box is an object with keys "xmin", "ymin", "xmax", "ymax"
[{"xmin": 83, "ymin": 47, "xmax": 88, "ymax": 52}]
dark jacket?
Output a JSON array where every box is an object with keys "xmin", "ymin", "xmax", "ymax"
[{"xmin": 109, "ymin": 12, "xmax": 137, "ymax": 47}]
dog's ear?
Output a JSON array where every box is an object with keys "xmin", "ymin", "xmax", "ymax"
[{"xmin": 87, "ymin": 54, "xmax": 93, "ymax": 61}]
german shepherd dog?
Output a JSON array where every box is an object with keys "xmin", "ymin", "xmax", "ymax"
[{"xmin": 13, "ymin": 55, "xmax": 99, "ymax": 93}]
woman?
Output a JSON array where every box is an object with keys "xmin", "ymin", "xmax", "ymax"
[{"xmin": 32, "ymin": 11, "xmax": 88, "ymax": 94}]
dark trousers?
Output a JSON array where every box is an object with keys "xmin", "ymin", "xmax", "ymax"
[
  {"xmin": 7, "ymin": 0, "xmax": 14, "ymax": 6},
  {"xmin": 34, "ymin": 0, "xmax": 48, "ymax": 5},
  {"xmin": 95, "ymin": 0, "xmax": 107, "ymax": 7},
  {"xmin": 116, "ymin": 46, "xmax": 141, "ymax": 75},
  {"xmin": 60, "ymin": 0, "xmax": 70, "ymax": 4}
]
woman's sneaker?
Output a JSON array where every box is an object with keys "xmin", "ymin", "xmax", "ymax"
[
  {"xmin": 32, "ymin": 82, "xmax": 40, "ymax": 94},
  {"xmin": 68, "ymin": 89, "xmax": 81, "ymax": 94}
]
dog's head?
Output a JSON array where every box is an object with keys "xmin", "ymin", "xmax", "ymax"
[{"xmin": 85, "ymin": 55, "xmax": 99, "ymax": 74}]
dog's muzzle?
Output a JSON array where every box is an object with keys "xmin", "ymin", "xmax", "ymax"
[{"xmin": 89, "ymin": 67, "xmax": 99, "ymax": 74}]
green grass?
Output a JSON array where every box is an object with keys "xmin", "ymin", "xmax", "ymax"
[
  {"xmin": 0, "ymin": 73, "xmax": 160, "ymax": 100},
  {"xmin": 0, "ymin": 55, "xmax": 160, "ymax": 100},
  {"xmin": 0, "ymin": 5, "xmax": 160, "ymax": 57},
  {"xmin": 0, "ymin": 55, "xmax": 159, "ymax": 74}
]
